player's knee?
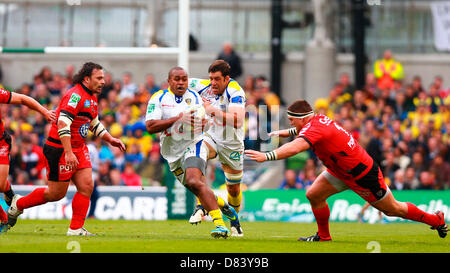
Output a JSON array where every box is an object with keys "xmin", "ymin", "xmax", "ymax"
[
  {"xmin": 381, "ymin": 204, "xmax": 407, "ymax": 217},
  {"xmin": 305, "ymin": 188, "xmax": 319, "ymax": 203},
  {"xmin": 184, "ymin": 175, "xmax": 202, "ymax": 193},
  {"xmin": 80, "ymin": 183, "xmax": 94, "ymax": 196},
  {"xmin": 46, "ymin": 190, "xmax": 66, "ymax": 202}
]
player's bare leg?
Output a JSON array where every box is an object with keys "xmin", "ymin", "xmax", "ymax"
[
  {"xmin": 371, "ymin": 191, "xmax": 447, "ymax": 238},
  {"xmin": 0, "ymin": 165, "xmax": 15, "ymax": 206},
  {"xmin": 0, "ymin": 164, "xmax": 12, "ymax": 232},
  {"xmin": 299, "ymin": 172, "xmax": 341, "ymax": 241},
  {"xmin": 68, "ymin": 168, "xmax": 95, "ymax": 236},
  {"xmin": 6, "ymin": 180, "xmax": 70, "ymax": 230},
  {"xmin": 222, "ymin": 165, "xmax": 243, "ymax": 236},
  {"xmin": 185, "ymin": 167, "xmax": 229, "ymax": 238}
]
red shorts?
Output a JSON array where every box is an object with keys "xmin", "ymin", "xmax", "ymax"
[
  {"xmin": 325, "ymin": 161, "xmax": 389, "ymax": 204},
  {"xmin": 0, "ymin": 132, "xmax": 12, "ymax": 165},
  {"xmin": 43, "ymin": 143, "xmax": 92, "ymax": 182}
]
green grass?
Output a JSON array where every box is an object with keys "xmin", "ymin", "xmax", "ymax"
[{"xmin": 0, "ymin": 219, "xmax": 448, "ymax": 253}]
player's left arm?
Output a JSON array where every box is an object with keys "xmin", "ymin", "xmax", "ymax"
[
  {"xmin": 9, "ymin": 92, "xmax": 56, "ymax": 123},
  {"xmin": 245, "ymin": 137, "xmax": 310, "ymax": 163},
  {"xmin": 203, "ymin": 94, "xmax": 245, "ymax": 129},
  {"xmin": 90, "ymin": 115, "xmax": 126, "ymax": 151}
]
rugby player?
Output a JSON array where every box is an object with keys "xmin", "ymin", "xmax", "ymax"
[
  {"xmin": 6, "ymin": 62, "xmax": 126, "ymax": 236},
  {"xmin": 0, "ymin": 88, "xmax": 56, "ymax": 232},
  {"xmin": 145, "ymin": 66, "xmax": 231, "ymax": 238},
  {"xmin": 188, "ymin": 60, "xmax": 245, "ymax": 237},
  {"xmin": 246, "ymin": 100, "xmax": 447, "ymax": 241}
]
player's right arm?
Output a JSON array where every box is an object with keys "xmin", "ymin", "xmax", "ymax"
[
  {"xmin": 57, "ymin": 91, "xmax": 84, "ymax": 169},
  {"xmin": 144, "ymin": 90, "xmax": 187, "ymax": 135},
  {"xmin": 245, "ymin": 137, "xmax": 310, "ymax": 163},
  {"xmin": 268, "ymin": 127, "xmax": 298, "ymax": 138},
  {"xmin": 58, "ymin": 112, "xmax": 79, "ymax": 169},
  {"xmin": 4, "ymin": 90, "xmax": 56, "ymax": 123}
]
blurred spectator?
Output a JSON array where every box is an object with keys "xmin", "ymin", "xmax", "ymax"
[
  {"xmin": 259, "ymin": 80, "xmax": 280, "ymax": 110},
  {"xmin": 144, "ymin": 73, "xmax": 160, "ymax": 95},
  {"xmin": 34, "ymin": 83, "xmax": 51, "ymax": 106},
  {"xmin": 97, "ymin": 161, "xmax": 113, "ymax": 186},
  {"xmin": 138, "ymin": 142, "xmax": 163, "ymax": 186},
  {"xmin": 119, "ymin": 72, "xmax": 138, "ymax": 101},
  {"xmin": 121, "ymin": 163, "xmax": 142, "ymax": 187},
  {"xmin": 380, "ymin": 150, "xmax": 399, "ymax": 182},
  {"xmin": 110, "ymin": 168, "xmax": 124, "ymax": 186},
  {"xmin": 21, "ymin": 135, "xmax": 46, "ymax": 184},
  {"xmin": 428, "ymin": 154, "xmax": 450, "ymax": 190},
  {"xmin": 112, "ymin": 148, "xmax": 126, "ymax": 172},
  {"xmin": 373, "ymin": 50, "xmax": 404, "ymax": 90},
  {"xmin": 418, "ymin": 171, "xmax": 436, "ymax": 190},
  {"xmin": 390, "ymin": 169, "xmax": 411, "ymax": 190},
  {"xmin": 125, "ymin": 143, "xmax": 144, "ymax": 167},
  {"xmin": 339, "ymin": 73, "xmax": 356, "ymax": 96},
  {"xmin": 65, "ymin": 64, "xmax": 75, "ymax": 85},
  {"xmin": 431, "ymin": 75, "xmax": 448, "ymax": 99},
  {"xmin": 134, "ymin": 83, "xmax": 151, "ymax": 105},
  {"xmin": 365, "ymin": 123, "xmax": 383, "ymax": 166},
  {"xmin": 243, "ymin": 75, "xmax": 256, "ymax": 94},
  {"xmin": 99, "ymin": 72, "xmax": 114, "ymax": 101},
  {"xmin": 363, "ymin": 73, "xmax": 378, "ymax": 100},
  {"xmin": 404, "ymin": 167, "xmax": 420, "ymax": 189},
  {"xmin": 279, "ymin": 169, "xmax": 303, "ymax": 189},
  {"xmin": 298, "ymin": 167, "xmax": 315, "ymax": 190},
  {"xmin": 217, "ymin": 42, "xmax": 243, "ymax": 80},
  {"xmin": 411, "ymin": 75, "xmax": 424, "ymax": 94}
]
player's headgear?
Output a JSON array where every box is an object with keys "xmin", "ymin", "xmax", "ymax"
[{"xmin": 287, "ymin": 100, "xmax": 314, "ymax": 119}]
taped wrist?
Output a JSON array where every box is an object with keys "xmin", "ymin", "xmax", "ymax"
[
  {"xmin": 288, "ymin": 127, "xmax": 298, "ymax": 136},
  {"xmin": 58, "ymin": 112, "xmax": 73, "ymax": 138},
  {"xmin": 90, "ymin": 116, "xmax": 107, "ymax": 137},
  {"xmin": 265, "ymin": 151, "xmax": 278, "ymax": 161}
]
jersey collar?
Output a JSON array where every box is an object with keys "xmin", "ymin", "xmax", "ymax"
[{"xmin": 80, "ymin": 83, "xmax": 93, "ymax": 96}]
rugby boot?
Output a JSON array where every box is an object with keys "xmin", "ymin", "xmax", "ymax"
[
  {"xmin": 430, "ymin": 211, "xmax": 448, "ymax": 238},
  {"xmin": 210, "ymin": 225, "xmax": 230, "ymax": 239},
  {"xmin": 189, "ymin": 205, "xmax": 207, "ymax": 225},
  {"xmin": 298, "ymin": 232, "xmax": 332, "ymax": 242},
  {"xmin": 6, "ymin": 194, "xmax": 23, "ymax": 229}
]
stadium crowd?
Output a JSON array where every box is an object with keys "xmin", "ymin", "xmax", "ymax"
[{"xmin": 0, "ymin": 53, "xmax": 449, "ymax": 191}]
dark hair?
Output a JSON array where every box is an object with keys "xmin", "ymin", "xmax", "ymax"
[
  {"xmin": 208, "ymin": 59, "xmax": 230, "ymax": 77},
  {"xmin": 167, "ymin": 66, "xmax": 185, "ymax": 79},
  {"xmin": 287, "ymin": 100, "xmax": 313, "ymax": 113},
  {"xmin": 73, "ymin": 62, "xmax": 103, "ymax": 85}
]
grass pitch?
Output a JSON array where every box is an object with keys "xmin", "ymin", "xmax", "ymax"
[{"xmin": 0, "ymin": 219, "xmax": 448, "ymax": 253}]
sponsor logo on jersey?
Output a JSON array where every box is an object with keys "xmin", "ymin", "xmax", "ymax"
[
  {"xmin": 68, "ymin": 93, "xmax": 81, "ymax": 108},
  {"xmin": 229, "ymin": 151, "xmax": 242, "ymax": 161},
  {"xmin": 147, "ymin": 103, "xmax": 155, "ymax": 113},
  {"xmin": 172, "ymin": 167, "xmax": 184, "ymax": 176},
  {"xmin": 84, "ymin": 100, "xmax": 91, "ymax": 108},
  {"xmin": 231, "ymin": 96, "xmax": 244, "ymax": 104},
  {"xmin": 185, "ymin": 98, "xmax": 192, "ymax": 105},
  {"xmin": 79, "ymin": 123, "xmax": 90, "ymax": 138},
  {"xmin": 59, "ymin": 164, "xmax": 73, "ymax": 174}
]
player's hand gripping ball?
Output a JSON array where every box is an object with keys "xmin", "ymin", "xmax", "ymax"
[{"xmin": 183, "ymin": 104, "xmax": 206, "ymax": 133}]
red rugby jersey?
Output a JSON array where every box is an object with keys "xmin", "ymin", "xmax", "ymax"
[
  {"xmin": 47, "ymin": 83, "xmax": 98, "ymax": 148},
  {"xmin": 298, "ymin": 114, "xmax": 373, "ymax": 181},
  {"xmin": 0, "ymin": 88, "xmax": 12, "ymax": 137}
]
